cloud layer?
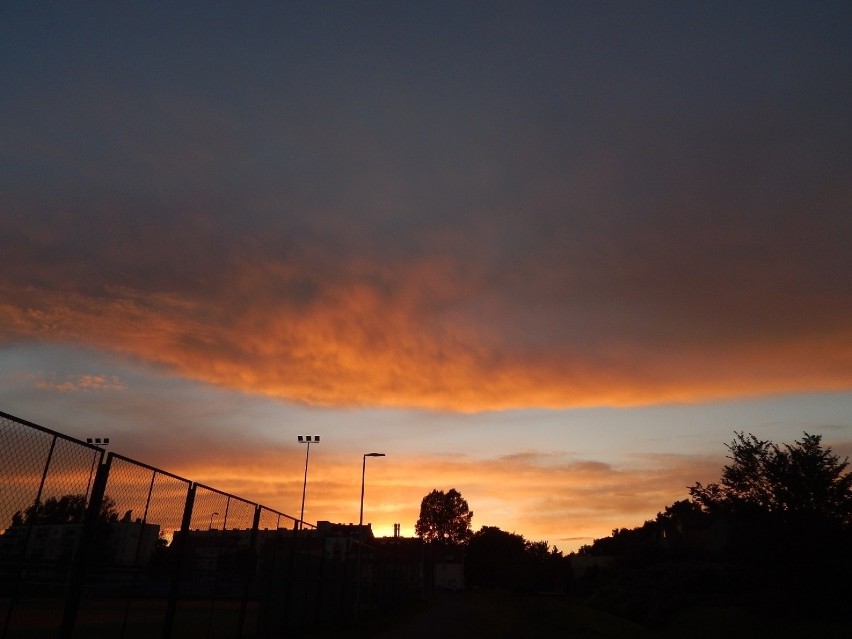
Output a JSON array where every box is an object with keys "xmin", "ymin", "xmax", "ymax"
[{"xmin": 2, "ymin": 4, "xmax": 852, "ymax": 411}]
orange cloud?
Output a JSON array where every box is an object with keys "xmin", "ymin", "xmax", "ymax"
[{"xmin": 2, "ymin": 252, "xmax": 852, "ymax": 413}]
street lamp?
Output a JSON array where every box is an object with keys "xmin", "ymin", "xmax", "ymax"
[
  {"xmin": 359, "ymin": 453, "xmax": 385, "ymax": 527},
  {"xmin": 356, "ymin": 452, "xmax": 385, "ymax": 617},
  {"xmin": 209, "ymin": 511, "xmax": 219, "ymax": 530},
  {"xmin": 298, "ymin": 435, "xmax": 320, "ymax": 530}
]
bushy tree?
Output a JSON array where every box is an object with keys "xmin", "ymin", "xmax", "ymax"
[
  {"xmin": 415, "ymin": 488, "xmax": 473, "ymax": 545},
  {"xmin": 687, "ymin": 432, "xmax": 852, "ymax": 613},
  {"xmin": 575, "ymin": 432, "xmax": 852, "ymax": 622},
  {"xmin": 689, "ymin": 431, "xmax": 852, "ymax": 524},
  {"xmin": 466, "ymin": 526, "xmax": 526, "ymax": 588},
  {"xmin": 576, "ymin": 520, "xmax": 663, "ymax": 558},
  {"xmin": 467, "ymin": 526, "xmax": 570, "ymax": 592}
]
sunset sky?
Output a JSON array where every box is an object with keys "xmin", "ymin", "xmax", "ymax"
[{"xmin": 2, "ymin": 1, "xmax": 852, "ymax": 551}]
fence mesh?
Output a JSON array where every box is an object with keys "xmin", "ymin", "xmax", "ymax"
[
  {"xmin": 0, "ymin": 412, "xmax": 106, "ymax": 638},
  {"xmin": 1, "ymin": 410, "xmax": 427, "ymax": 639}
]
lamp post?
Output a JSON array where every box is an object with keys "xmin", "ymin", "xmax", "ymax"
[
  {"xmin": 356, "ymin": 452, "xmax": 385, "ymax": 617},
  {"xmin": 298, "ymin": 435, "xmax": 320, "ymax": 530},
  {"xmin": 208, "ymin": 511, "xmax": 219, "ymax": 530},
  {"xmin": 359, "ymin": 452, "xmax": 385, "ymax": 527}
]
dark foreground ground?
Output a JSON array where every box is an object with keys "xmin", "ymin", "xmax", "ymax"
[
  {"xmin": 320, "ymin": 590, "xmax": 852, "ymax": 639},
  {"xmin": 6, "ymin": 590, "xmax": 851, "ymax": 637}
]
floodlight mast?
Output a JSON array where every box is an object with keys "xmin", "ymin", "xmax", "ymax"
[{"xmin": 298, "ymin": 435, "xmax": 320, "ymax": 529}]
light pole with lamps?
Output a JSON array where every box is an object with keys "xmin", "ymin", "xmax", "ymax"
[
  {"xmin": 208, "ymin": 511, "xmax": 219, "ymax": 530},
  {"xmin": 298, "ymin": 435, "xmax": 320, "ymax": 529}
]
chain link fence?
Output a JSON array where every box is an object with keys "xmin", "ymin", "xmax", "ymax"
[
  {"xmin": 0, "ymin": 411, "xmax": 106, "ymax": 638},
  {"xmin": 1, "ymin": 410, "xmax": 426, "ymax": 638}
]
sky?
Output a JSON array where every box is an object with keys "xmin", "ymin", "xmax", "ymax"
[{"xmin": 2, "ymin": 1, "xmax": 852, "ymax": 551}]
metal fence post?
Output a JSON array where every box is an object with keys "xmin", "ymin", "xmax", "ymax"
[
  {"xmin": 120, "ymin": 469, "xmax": 158, "ymax": 638},
  {"xmin": 163, "ymin": 482, "xmax": 196, "ymax": 639},
  {"xmin": 204, "ymin": 496, "xmax": 231, "ymax": 639},
  {"xmin": 313, "ymin": 531, "xmax": 328, "ymax": 626},
  {"xmin": 236, "ymin": 505, "xmax": 261, "ymax": 637},
  {"xmin": 59, "ymin": 451, "xmax": 112, "ymax": 639}
]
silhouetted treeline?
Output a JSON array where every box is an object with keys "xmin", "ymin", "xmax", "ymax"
[
  {"xmin": 573, "ymin": 432, "xmax": 852, "ymax": 626},
  {"xmin": 10, "ymin": 493, "xmax": 120, "ymax": 526},
  {"xmin": 416, "ymin": 488, "xmax": 572, "ymax": 593},
  {"xmin": 465, "ymin": 526, "xmax": 572, "ymax": 593}
]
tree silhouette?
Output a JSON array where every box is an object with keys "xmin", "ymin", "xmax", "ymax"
[
  {"xmin": 466, "ymin": 526, "xmax": 526, "ymax": 588},
  {"xmin": 467, "ymin": 526, "xmax": 570, "ymax": 592},
  {"xmin": 689, "ymin": 431, "xmax": 852, "ymax": 523},
  {"xmin": 10, "ymin": 494, "xmax": 120, "ymax": 527},
  {"xmin": 415, "ymin": 488, "xmax": 473, "ymax": 545},
  {"xmin": 573, "ymin": 432, "xmax": 852, "ymax": 624}
]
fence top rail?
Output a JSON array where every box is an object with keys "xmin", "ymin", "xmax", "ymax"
[
  {"xmin": 258, "ymin": 505, "xmax": 303, "ymax": 522},
  {"xmin": 0, "ymin": 408, "xmax": 107, "ymax": 455},
  {"xmin": 187, "ymin": 485, "xmax": 310, "ymax": 529},
  {"xmin": 108, "ymin": 452, "xmax": 193, "ymax": 485},
  {"xmin": 193, "ymin": 482, "xmax": 261, "ymax": 507}
]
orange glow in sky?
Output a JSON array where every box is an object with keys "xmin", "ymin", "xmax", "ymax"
[{"xmin": 3, "ymin": 271, "xmax": 852, "ymax": 413}]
